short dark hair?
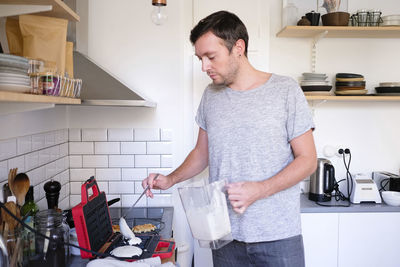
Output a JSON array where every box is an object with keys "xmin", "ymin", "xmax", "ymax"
[{"xmin": 190, "ymin": 11, "xmax": 249, "ymax": 57}]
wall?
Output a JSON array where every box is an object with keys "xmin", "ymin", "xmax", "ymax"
[{"xmin": 270, "ymin": 0, "xmax": 400, "ymax": 188}]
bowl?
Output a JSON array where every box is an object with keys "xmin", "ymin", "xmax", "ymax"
[
  {"xmin": 381, "ymin": 191, "xmax": 400, "ymax": 206},
  {"xmin": 322, "ymin": 12, "xmax": 350, "ymax": 26}
]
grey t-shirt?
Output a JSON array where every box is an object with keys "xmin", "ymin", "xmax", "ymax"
[{"xmin": 195, "ymin": 73, "xmax": 314, "ymax": 242}]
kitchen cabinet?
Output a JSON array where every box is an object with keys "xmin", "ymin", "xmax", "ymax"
[
  {"xmin": 301, "ymin": 213, "xmax": 339, "ymax": 267},
  {"xmin": 302, "ymin": 212, "xmax": 400, "ymax": 267},
  {"xmin": 338, "ymin": 213, "xmax": 400, "ymax": 267},
  {"xmin": 276, "ymin": 26, "xmax": 400, "ymax": 102}
]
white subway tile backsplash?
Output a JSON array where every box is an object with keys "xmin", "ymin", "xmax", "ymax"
[
  {"xmin": 147, "ymin": 142, "xmax": 172, "ymax": 155},
  {"xmin": 161, "ymin": 155, "xmax": 173, "ymax": 168},
  {"xmin": 69, "ymin": 129, "xmax": 81, "ymax": 142},
  {"xmin": 95, "ymin": 142, "xmax": 120, "ymax": 154},
  {"xmin": 25, "ymin": 152, "xmax": 39, "ymax": 171},
  {"xmin": 0, "ymin": 161, "xmax": 7, "ymax": 182},
  {"xmin": 17, "ymin": 136, "xmax": 31, "ymax": 155},
  {"xmin": 65, "ymin": 182, "xmax": 70, "ymax": 196},
  {"xmin": 109, "ymin": 181, "xmax": 135, "ymax": 194},
  {"xmin": 147, "ymin": 194, "xmax": 172, "ymax": 207},
  {"xmin": 134, "ymin": 129, "xmax": 160, "ymax": 141},
  {"xmin": 50, "ymin": 146, "xmax": 60, "ymax": 161},
  {"xmin": 8, "ymin": 155, "xmax": 25, "ymax": 172},
  {"xmin": 31, "ymin": 133, "xmax": 45, "ymax": 151},
  {"xmin": 108, "ymin": 129, "xmax": 133, "ymax": 141},
  {"xmin": 60, "ymin": 143, "xmax": 68, "ymax": 157},
  {"xmin": 161, "ymin": 129, "xmax": 173, "ymax": 141},
  {"xmin": 69, "ymin": 142, "xmax": 94, "ymax": 155},
  {"xmin": 121, "ymin": 142, "xmax": 146, "ymax": 154},
  {"xmin": 121, "ymin": 194, "xmax": 147, "ymax": 207},
  {"xmin": 0, "ymin": 139, "xmax": 16, "ymax": 161},
  {"xmin": 109, "ymin": 155, "xmax": 135, "ymax": 167},
  {"xmin": 82, "ymin": 155, "xmax": 108, "ymax": 168},
  {"xmin": 70, "ymin": 182, "xmax": 82, "ymax": 194},
  {"xmin": 28, "ymin": 166, "xmax": 46, "ymax": 186},
  {"xmin": 34, "ymin": 185, "xmax": 40, "ymax": 202},
  {"xmin": 135, "ymin": 155, "xmax": 160, "ymax": 168},
  {"xmin": 64, "ymin": 156, "xmax": 69, "ymax": 169},
  {"xmin": 56, "ymin": 158, "xmax": 65, "ymax": 174},
  {"xmin": 70, "ymin": 168, "xmax": 95, "ymax": 182},
  {"xmin": 96, "ymin": 168, "xmax": 121, "ymax": 181},
  {"xmin": 69, "ymin": 156, "xmax": 82, "ymax": 168},
  {"xmin": 38, "ymin": 148, "xmax": 50, "ymax": 166},
  {"xmin": 37, "ymin": 198, "xmax": 48, "ymax": 210},
  {"xmin": 60, "ymin": 170, "xmax": 69, "ymax": 185},
  {"xmin": 45, "ymin": 132, "xmax": 55, "ymax": 147},
  {"xmin": 82, "ymin": 129, "xmax": 107, "ymax": 141},
  {"xmin": 134, "ymin": 181, "xmax": 144, "ymax": 194},
  {"xmin": 122, "ymin": 168, "xmax": 147, "ymax": 181},
  {"xmin": 55, "ymin": 129, "xmax": 65, "ymax": 144},
  {"xmin": 45, "ymin": 162, "xmax": 57, "ymax": 179}
]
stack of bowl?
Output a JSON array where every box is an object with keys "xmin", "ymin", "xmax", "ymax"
[
  {"xmin": 375, "ymin": 82, "xmax": 400, "ymax": 96},
  {"xmin": 300, "ymin": 73, "xmax": 332, "ymax": 96},
  {"xmin": 335, "ymin": 73, "xmax": 367, "ymax": 96}
]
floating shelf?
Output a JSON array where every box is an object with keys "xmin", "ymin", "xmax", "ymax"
[
  {"xmin": 0, "ymin": 0, "xmax": 79, "ymax": 21},
  {"xmin": 306, "ymin": 95, "xmax": 400, "ymax": 101},
  {"xmin": 0, "ymin": 91, "xmax": 81, "ymax": 104},
  {"xmin": 277, "ymin": 26, "xmax": 400, "ymax": 38}
]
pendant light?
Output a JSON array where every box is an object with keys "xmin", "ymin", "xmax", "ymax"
[{"xmin": 151, "ymin": 0, "xmax": 167, "ymax": 25}]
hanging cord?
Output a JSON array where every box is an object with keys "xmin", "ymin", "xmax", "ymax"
[
  {"xmin": 342, "ymin": 149, "xmax": 354, "ymax": 201},
  {"xmin": 0, "ymin": 201, "xmax": 137, "ymax": 261}
]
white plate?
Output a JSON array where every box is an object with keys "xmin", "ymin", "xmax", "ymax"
[
  {"xmin": 0, "ymin": 72, "xmax": 29, "ymax": 78},
  {"xmin": 379, "ymin": 82, "xmax": 400, "ymax": 87},
  {"xmin": 301, "ymin": 81, "xmax": 330, "ymax": 86},
  {"xmin": 0, "ymin": 84, "xmax": 31, "ymax": 93}
]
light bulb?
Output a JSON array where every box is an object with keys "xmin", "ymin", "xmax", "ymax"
[{"xmin": 151, "ymin": 5, "xmax": 167, "ymax": 25}]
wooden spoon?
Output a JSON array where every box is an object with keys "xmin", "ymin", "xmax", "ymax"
[
  {"xmin": 7, "ymin": 168, "xmax": 17, "ymax": 196},
  {"xmin": 12, "ymin": 173, "xmax": 30, "ymax": 206},
  {"xmin": 3, "ymin": 201, "xmax": 18, "ymax": 232}
]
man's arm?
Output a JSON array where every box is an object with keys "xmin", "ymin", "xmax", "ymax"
[
  {"xmin": 227, "ymin": 129, "xmax": 317, "ymax": 213},
  {"xmin": 143, "ymin": 128, "xmax": 209, "ymax": 197}
]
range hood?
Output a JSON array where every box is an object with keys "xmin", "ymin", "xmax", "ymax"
[{"xmin": 73, "ymin": 51, "xmax": 156, "ymax": 107}]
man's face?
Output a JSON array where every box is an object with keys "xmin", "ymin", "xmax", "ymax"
[{"xmin": 194, "ymin": 31, "xmax": 239, "ymax": 86}]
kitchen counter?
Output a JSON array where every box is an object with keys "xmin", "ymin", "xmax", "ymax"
[{"xmin": 300, "ymin": 193, "xmax": 400, "ymax": 213}]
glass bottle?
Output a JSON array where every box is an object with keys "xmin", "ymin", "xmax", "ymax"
[
  {"xmin": 282, "ymin": 0, "xmax": 299, "ymax": 28},
  {"xmin": 29, "ymin": 209, "xmax": 69, "ymax": 267}
]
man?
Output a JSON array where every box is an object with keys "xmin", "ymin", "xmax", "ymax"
[{"xmin": 143, "ymin": 10, "xmax": 317, "ymax": 267}]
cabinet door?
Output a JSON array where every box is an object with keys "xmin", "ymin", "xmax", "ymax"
[
  {"xmin": 301, "ymin": 213, "xmax": 339, "ymax": 267},
  {"xmin": 338, "ymin": 213, "xmax": 400, "ymax": 267}
]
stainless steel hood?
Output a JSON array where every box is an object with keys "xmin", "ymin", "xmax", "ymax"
[{"xmin": 73, "ymin": 51, "xmax": 156, "ymax": 107}]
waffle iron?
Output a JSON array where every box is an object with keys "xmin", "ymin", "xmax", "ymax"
[{"xmin": 72, "ymin": 176, "xmax": 175, "ymax": 261}]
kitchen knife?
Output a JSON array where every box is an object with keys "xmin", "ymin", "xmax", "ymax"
[{"xmin": 122, "ymin": 174, "xmax": 159, "ymax": 219}]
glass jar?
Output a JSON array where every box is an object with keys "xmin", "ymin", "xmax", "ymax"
[
  {"xmin": 4, "ymin": 227, "xmax": 24, "ymax": 266},
  {"xmin": 282, "ymin": 0, "xmax": 299, "ymax": 28},
  {"xmin": 29, "ymin": 210, "xmax": 69, "ymax": 267}
]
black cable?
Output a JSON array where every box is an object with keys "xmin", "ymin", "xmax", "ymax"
[
  {"xmin": 0, "ymin": 201, "xmax": 142, "ymax": 261},
  {"xmin": 380, "ymin": 178, "xmax": 390, "ymax": 191}
]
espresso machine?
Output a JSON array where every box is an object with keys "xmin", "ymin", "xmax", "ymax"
[{"xmin": 309, "ymin": 158, "xmax": 335, "ymax": 202}]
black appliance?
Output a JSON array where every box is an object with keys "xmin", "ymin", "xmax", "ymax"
[{"xmin": 309, "ymin": 158, "xmax": 335, "ymax": 202}]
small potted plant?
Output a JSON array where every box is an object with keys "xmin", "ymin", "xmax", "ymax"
[{"xmin": 321, "ymin": 0, "xmax": 350, "ymax": 26}]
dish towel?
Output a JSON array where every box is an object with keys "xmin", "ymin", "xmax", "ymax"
[{"xmin": 86, "ymin": 256, "xmax": 176, "ymax": 267}]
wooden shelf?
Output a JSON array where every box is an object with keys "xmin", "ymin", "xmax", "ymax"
[
  {"xmin": 306, "ymin": 95, "xmax": 400, "ymax": 101},
  {"xmin": 0, "ymin": 91, "xmax": 81, "ymax": 104},
  {"xmin": 277, "ymin": 26, "xmax": 400, "ymax": 38},
  {"xmin": 0, "ymin": 0, "xmax": 79, "ymax": 21}
]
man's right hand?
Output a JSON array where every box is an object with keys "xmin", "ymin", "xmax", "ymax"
[{"xmin": 142, "ymin": 173, "xmax": 174, "ymax": 198}]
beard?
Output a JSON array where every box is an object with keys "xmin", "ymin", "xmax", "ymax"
[{"xmin": 210, "ymin": 55, "xmax": 240, "ymax": 86}]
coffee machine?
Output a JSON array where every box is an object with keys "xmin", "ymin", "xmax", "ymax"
[{"xmin": 309, "ymin": 158, "xmax": 335, "ymax": 202}]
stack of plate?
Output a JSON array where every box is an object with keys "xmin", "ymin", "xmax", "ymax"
[
  {"xmin": 381, "ymin": 15, "xmax": 400, "ymax": 27},
  {"xmin": 0, "ymin": 54, "xmax": 31, "ymax": 93},
  {"xmin": 335, "ymin": 73, "xmax": 367, "ymax": 96},
  {"xmin": 375, "ymin": 82, "xmax": 400, "ymax": 95},
  {"xmin": 300, "ymin": 73, "xmax": 332, "ymax": 96}
]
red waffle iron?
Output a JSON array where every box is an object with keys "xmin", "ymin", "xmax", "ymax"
[{"xmin": 72, "ymin": 176, "xmax": 175, "ymax": 261}]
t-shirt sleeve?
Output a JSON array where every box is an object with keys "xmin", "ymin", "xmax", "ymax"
[
  {"xmin": 286, "ymin": 81, "xmax": 314, "ymax": 141},
  {"xmin": 195, "ymin": 89, "xmax": 207, "ymax": 131}
]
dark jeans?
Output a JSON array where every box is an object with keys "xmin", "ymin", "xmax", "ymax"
[{"xmin": 212, "ymin": 235, "xmax": 305, "ymax": 267}]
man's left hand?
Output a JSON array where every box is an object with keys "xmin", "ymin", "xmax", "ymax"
[{"xmin": 226, "ymin": 181, "xmax": 264, "ymax": 214}]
